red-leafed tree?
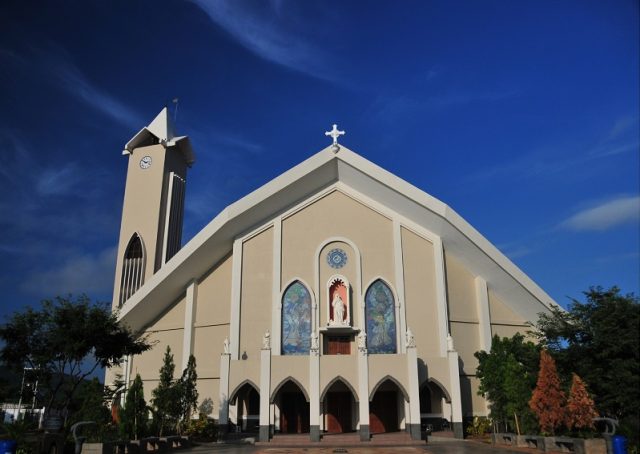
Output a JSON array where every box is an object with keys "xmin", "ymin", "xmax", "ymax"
[
  {"xmin": 566, "ymin": 373, "xmax": 598, "ymax": 432},
  {"xmin": 529, "ymin": 350, "xmax": 566, "ymax": 435}
]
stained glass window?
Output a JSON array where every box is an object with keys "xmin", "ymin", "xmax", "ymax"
[
  {"xmin": 365, "ymin": 280, "xmax": 397, "ymax": 354},
  {"xmin": 281, "ymin": 281, "xmax": 312, "ymax": 355}
]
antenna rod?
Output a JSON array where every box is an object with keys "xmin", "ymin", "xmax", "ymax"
[{"xmin": 172, "ymin": 98, "xmax": 179, "ymax": 124}]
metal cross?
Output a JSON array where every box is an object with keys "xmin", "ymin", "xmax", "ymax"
[{"xmin": 325, "ymin": 124, "xmax": 345, "ymax": 146}]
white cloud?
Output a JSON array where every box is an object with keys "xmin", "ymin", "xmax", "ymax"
[
  {"xmin": 21, "ymin": 247, "xmax": 117, "ymax": 297},
  {"xmin": 560, "ymin": 195, "xmax": 640, "ymax": 231},
  {"xmin": 50, "ymin": 56, "xmax": 142, "ymax": 127},
  {"xmin": 36, "ymin": 163, "xmax": 82, "ymax": 196},
  {"xmin": 189, "ymin": 0, "xmax": 335, "ymax": 82}
]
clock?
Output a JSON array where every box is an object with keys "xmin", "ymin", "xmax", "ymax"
[
  {"xmin": 327, "ymin": 248, "xmax": 348, "ymax": 269},
  {"xmin": 139, "ymin": 156, "xmax": 152, "ymax": 169}
]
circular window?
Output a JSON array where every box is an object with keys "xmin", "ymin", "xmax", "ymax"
[{"xmin": 327, "ymin": 248, "xmax": 348, "ymax": 269}]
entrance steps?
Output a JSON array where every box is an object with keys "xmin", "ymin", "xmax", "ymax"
[{"xmin": 257, "ymin": 431, "xmax": 425, "ymax": 447}]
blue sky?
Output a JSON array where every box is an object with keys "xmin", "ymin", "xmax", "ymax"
[{"xmin": 0, "ymin": 0, "xmax": 638, "ymax": 322}]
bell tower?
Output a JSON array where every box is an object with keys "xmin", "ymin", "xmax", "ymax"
[{"xmin": 112, "ymin": 107, "xmax": 195, "ymax": 308}]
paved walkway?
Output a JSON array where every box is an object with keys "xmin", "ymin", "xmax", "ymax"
[{"xmin": 183, "ymin": 439, "xmax": 528, "ymax": 454}]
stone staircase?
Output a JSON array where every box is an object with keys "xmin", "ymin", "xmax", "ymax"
[{"xmin": 257, "ymin": 431, "xmax": 425, "ymax": 447}]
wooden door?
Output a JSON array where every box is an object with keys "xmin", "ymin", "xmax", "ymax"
[
  {"xmin": 369, "ymin": 391, "xmax": 398, "ymax": 433},
  {"xmin": 326, "ymin": 336, "xmax": 350, "ymax": 355},
  {"xmin": 326, "ymin": 392, "xmax": 352, "ymax": 433},
  {"xmin": 280, "ymin": 392, "xmax": 310, "ymax": 433}
]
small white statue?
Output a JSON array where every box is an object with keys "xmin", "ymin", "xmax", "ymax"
[
  {"xmin": 223, "ymin": 337, "xmax": 230, "ymax": 354},
  {"xmin": 406, "ymin": 327, "xmax": 415, "ymax": 348},
  {"xmin": 331, "ymin": 291, "xmax": 346, "ymax": 325},
  {"xmin": 262, "ymin": 330, "xmax": 271, "ymax": 350},
  {"xmin": 311, "ymin": 331, "xmax": 319, "ymax": 350},
  {"xmin": 447, "ymin": 333, "xmax": 455, "ymax": 352},
  {"xmin": 357, "ymin": 331, "xmax": 367, "ymax": 351}
]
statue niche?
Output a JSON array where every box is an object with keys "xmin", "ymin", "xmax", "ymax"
[{"xmin": 327, "ymin": 276, "xmax": 350, "ymax": 327}]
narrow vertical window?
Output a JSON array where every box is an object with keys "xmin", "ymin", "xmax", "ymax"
[
  {"xmin": 281, "ymin": 281, "xmax": 312, "ymax": 355},
  {"xmin": 119, "ymin": 234, "xmax": 145, "ymax": 306},
  {"xmin": 365, "ymin": 279, "xmax": 397, "ymax": 354}
]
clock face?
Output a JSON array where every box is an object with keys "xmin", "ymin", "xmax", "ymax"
[
  {"xmin": 139, "ymin": 156, "xmax": 152, "ymax": 169},
  {"xmin": 327, "ymin": 248, "xmax": 348, "ymax": 269}
]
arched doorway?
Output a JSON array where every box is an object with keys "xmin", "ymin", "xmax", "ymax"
[
  {"xmin": 275, "ymin": 380, "xmax": 310, "ymax": 434},
  {"xmin": 322, "ymin": 379, "xmax": 357, "ymax": 434},
  {"xmin": 420, "ymin": 380, "xmax": 450, "ymax": 431},
  {"xmin": 232, "ymin": 382, "xmax": 260, "ymax": 432},
  {"xmin": 369, "ymin": 378, "xmax": 406, "ymax": 434}
]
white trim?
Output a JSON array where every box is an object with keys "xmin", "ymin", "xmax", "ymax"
[
  {"xmin": 271, "ymin": 217, "xmax": 282, "ymax": 356},
  {"xmin": 475, "ymin": 276, "xmax": 492, "ymax": 353},
  {"xmin": 393, "ymin": 220, "xmax": 407, "ymax": 353},
  {"xmin": 433, "ymin": 237, "xmax": 449, "ymax": 358},
  {"xmin": 230, "ymin": 239, "xmax": 243, "ymax": 359},
  {"xmin": 161, "ymin": 171, "xmax": 175, "ymax": 265},
  {"xmin": 118, "ymin": 146, "xmax": 559, "ymax": 334},
  {"xmin": 314, "ymin": 237, "xmax": 363, "ymax": 334},
  {"xmin": 181, "ymin": 280, "xmax": 198, "ymax": 371}
]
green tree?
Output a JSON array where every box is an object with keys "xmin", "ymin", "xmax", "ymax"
[
  {"xmin": 0, "ymin": 295, "xmax": 151, "ymax": 419},
  {"xmin": 120, "ymin": 374, "xmax": 148, "ymax": 440},
  {"xmin": 532, "ymin": 286, "xmax": 639, "ymax": 437},
  {"xmin": 179, "ymin": 355, "xmax": 198, "ymax": 429},
  {"xmin": 67, "ymin": 378, "xmax": 111, "ymax": 426},
  {"xmin": 475, "ymin": 334, "xmax": 540, "ymax": 433},
  {"xmin": 151, "ymin": 347, "xmax": 182, "ymax": 435}
]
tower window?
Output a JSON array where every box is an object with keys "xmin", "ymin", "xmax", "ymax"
[{"xmin": 119, "ymin": 234, "xmax": 145, "ymax": 306}]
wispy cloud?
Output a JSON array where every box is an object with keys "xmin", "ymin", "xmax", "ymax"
[
  {"xmin": 3, "ymin": 43, "xmax": 141, "ymax": 127},
  {"xmin": 189, "ymin": 0, "xmax": 337, "ymax": 82},
  {"xmin": 559, "ymin": 195, "xmax": 640, "ymax": 231},
  {"xmin": 21, "ymin": 247, "xmax": 116, "ymax": 297},
  {"xmin": 47, "ymin": 51, "xmax": 142, "ymax": 127},
  {"xmin": 36, "ymin": 163, "xmax": 82, "ymax": 196}
]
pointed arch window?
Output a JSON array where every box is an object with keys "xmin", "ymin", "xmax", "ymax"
[
  {"xmin": 365, "ymin": 279, "xmax": 397, "ymax": 354},
  {"xmin": 281, "ymin": 281, "xmax": 312, "ymax": 355},
  {"xmin": 119, "ymin": 233, "xmax": 145, "ymax": 306}
]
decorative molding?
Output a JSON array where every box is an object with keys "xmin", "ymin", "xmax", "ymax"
[
  {"xmin": 433, "ymin": 237, "xmax": 449, "ymax": 358},
  {"xmin": 393, "ymin": 219, "xmax": 407, "ymax": 352},
  {"xmin": 181, "ymin": 280, "xmax": 198, "ymax": 371},
  {"xmin": 326, "ymin": 274, "xmax": 351, "ymax": 327},
  {"xmin": 271, "ymin": 216, "xmax": 282, "ymax": 356},
  {"xmin": 230, "ymin": 239, "xmax": 243, "ymax": 359}
]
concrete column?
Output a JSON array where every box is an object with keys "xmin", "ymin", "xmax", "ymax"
[
  {"xmin": 259, "ymin": 346, "xmax": 272, "ymax": 441},
  {"xmin": 309, "ymin": 343, "xmax": 320, "ymax": 441},
  {"xmin": 182, "ymin": 280, "xmax": 198, "ymax": 371},
  {"xmin": 406, "ymin": 344, "xmax": 421, "ymax": 440},
  {"xmin": 474, "ymin": 276, "xmax": 492, "ymax": 416},
  {"xmin": 357, "ymin": 343, "xmax": 370, "ymax": 441},
  {"xmin": 230, "ymin": 239, "xmax": 243, "ymax": 359},
  {"xmin": 474, "ymin": 276, "xmax": 492, "ymax": 353},
  {"xmin": 447, "ymin": 340, "xmax": 464, "ymax": 439},
  {"xmin": 218, "ymin": 352, "xmax": 231, "ymax": 436}
]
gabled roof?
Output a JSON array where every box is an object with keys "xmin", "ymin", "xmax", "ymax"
[
  {"xmin": 118, "ymin": 144, "xmax": 559, "ymax": 332},
  {"xmin": 123, "ymin": 108, "xmax": 195, "ymax": 165}
]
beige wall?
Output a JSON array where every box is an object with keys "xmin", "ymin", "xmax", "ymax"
[
  {"xmin": 460, "ymin": 375, "xmax": 485, "ymax": 416},
  {"xmin": 320, "ymin": 356, "xmax": 359, "ymax": 400},
  {"xmin": 270, "ymin": 356, "xmax": 310, "ymax": 399},
  {"xmin": 488, "ymin": 289, "xmax": 529, "ymax": 339},
  {"xmin": 449, "ymin": 322, "xmax": 480, "ymax": 374},
  {"xmin": 196, "ymin": 254, "xmax": 232, "ymax": 327},
  {"xmin": 444, "ymin": 252, "xmax": 478, "ymax": 323},
  {"xmin": 368, "ymin": 354, "xmax": 409, "ymax": 400},
  {"xmin": 240, "ymin": 227, "xmax": 274, "ymax": 358},
  {"xmin": 281, "ymin": 190, "xmax": 394, "ymax": 296},
  {"xmin": 401, "ymin": 227, "xmax": 439, "ymax": 357}
]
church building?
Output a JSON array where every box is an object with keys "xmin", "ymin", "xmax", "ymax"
[{"xmin": 106, "ymin": 109, "xmax": 559, "ymax": 441}]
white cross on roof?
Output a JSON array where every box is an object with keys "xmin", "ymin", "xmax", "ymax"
[{"xmin": 325, "ymin": 124, "xmax": 345, "ymax": 146}]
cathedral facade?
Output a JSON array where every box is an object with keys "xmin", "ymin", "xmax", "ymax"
[{"xmin": 107, "ymin": 109, "xmax": 558, "ymax": 441}]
